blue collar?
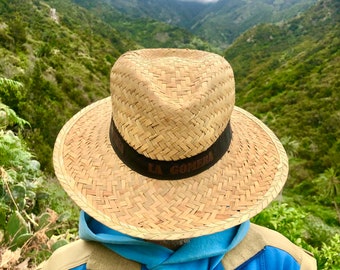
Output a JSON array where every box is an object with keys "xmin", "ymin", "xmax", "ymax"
[{"xmin": 79, "ymin": 211, "xmax": 249, "ymax": 270}]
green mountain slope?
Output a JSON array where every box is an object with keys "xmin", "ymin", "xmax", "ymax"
[
  {"xmin": 224, "ymin": 0, "xmax": 339, "ymax": 189},
  {"xmin": 0, "ymin": 0, "xmax": 217, "ymax": 170},
  {"xmin": 0, "ymin": 0, "xmax": 139, "ymax": 170}
]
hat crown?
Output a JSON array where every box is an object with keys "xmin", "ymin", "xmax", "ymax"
[{"xmin": 110, "ymin": 49, "xmax": 235, "ymax": 161}]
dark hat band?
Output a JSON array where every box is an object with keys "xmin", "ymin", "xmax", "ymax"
[{"xmin": 109, "ymin": 118, "xmax": 232, "ymax": 180}]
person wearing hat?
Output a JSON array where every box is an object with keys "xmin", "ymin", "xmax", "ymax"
[{"xmin": 40, "ymin": 49, "xmax": 316, "ymax": 270}]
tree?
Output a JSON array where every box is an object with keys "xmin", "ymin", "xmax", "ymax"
[
  {"xmin": 315, "ymin": 168, "xmax": 339, "ymax": 200},
  {"xmin": 7, "ymin": 15, "xmax": 27, "ymax": 50},
  {"xmin": 0, "ymin": 77, "xmax": 25, "ymax": 112},
  {"xmin": 313, "ymin": 168, "xmax": 340, "ymax": 223}
]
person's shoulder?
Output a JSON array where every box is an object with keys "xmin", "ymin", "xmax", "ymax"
[
  {"xmin": 37, "ymin": 239, "xmax": 140, "ymax": 270},
  {"xmin": 37, "ymin": 239, "xmax": 96, "ymax": 270},
  {"xmin": 222, "ymin": 223, "xmax": 317, "ymax": 270}
]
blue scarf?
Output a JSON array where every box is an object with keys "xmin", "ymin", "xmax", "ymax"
[{"xmin": 79, "ymin": 211, "xmax": 249, "ymax": 270}]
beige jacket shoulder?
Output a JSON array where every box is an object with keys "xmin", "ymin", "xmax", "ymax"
[
  {"xmin": 222, "ymin": 223, "xmax": 316, "ymax": 269},
  {"xmin": 39, "ymin": 223, "xmax": 317, "ymax": 270}
]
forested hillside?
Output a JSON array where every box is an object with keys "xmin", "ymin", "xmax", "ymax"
[
  {"xmin": 224, "ymin": 0, "xmax": 340, "ymax": 251},
  {"xmin": 0, "ymin": 0, "xmax": 212, "ymax": 170},
  {"xmin": 225, "ymin": 0, "xmax": 339, "ymax": 185},
  {"xmin": 0, "ymin": 0, "xmax": 132, "ymax": 170}
]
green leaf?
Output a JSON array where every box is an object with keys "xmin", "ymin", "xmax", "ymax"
[
  {"xmin": 5, "ymin": 211, "xmax": 28, "ymax": 240},
  {"xmin": 57, "ymin": 212, "xmax": 71, "ymax": 223},
  {"xmin": 15, "ymin": 232, "xmax": 33, "ymax": 248},
  {"xmin": 12, "ymin": 183, "xmax": 26, "ymax": 200},
  {"xmin": 37, "ymin": 212, "xmax": 52, "ymax": 230},
  {"xmin": 51, "ymin": 239, "xmax": 68, "ymax": 251}
]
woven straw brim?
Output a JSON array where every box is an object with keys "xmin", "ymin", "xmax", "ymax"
[{"xmin": 53, "ymin": 97, "xmax": 288, "ymax": 240}]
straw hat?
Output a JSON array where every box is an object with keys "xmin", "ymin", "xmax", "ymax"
[{"xmin": 53, "ymin": 48, "xmax": 288, "ymax": 240}]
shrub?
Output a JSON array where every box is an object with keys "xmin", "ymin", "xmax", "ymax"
[
  {"xmin": 0, "ymin": 99, "xmax": 78, "ymax": 268},
  {"xmin": 252, "ymin": 201, "xmax": 340, "ymax": 269}
]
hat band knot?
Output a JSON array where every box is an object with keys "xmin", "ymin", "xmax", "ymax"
[{"xmin": 109, "ymin": 119, "xmax": 232, "ymax": 180}]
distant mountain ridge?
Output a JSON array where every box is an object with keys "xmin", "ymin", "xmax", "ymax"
[
  {"xmin": 190, "ymin": 0, "xmax": 318, "ymax": 48},
  {"xmin": 97, "ymin": 0, "xmax": 317, "ymax": 49},
  {"xmin": 101, "ymin": 0, "xmax": 207, "ymax": 26},
  {"xmin": 72, "ymin": 0, "xmax": 215, "ymax": 51}
]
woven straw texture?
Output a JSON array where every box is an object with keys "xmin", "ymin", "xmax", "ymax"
[
  {"xmin": 110, "ymin": 49, "xmax": 234, "ymax": 160},
  {"xmin": 53, "ymin": 49, "xmax": 288, "ymax": 240}
]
